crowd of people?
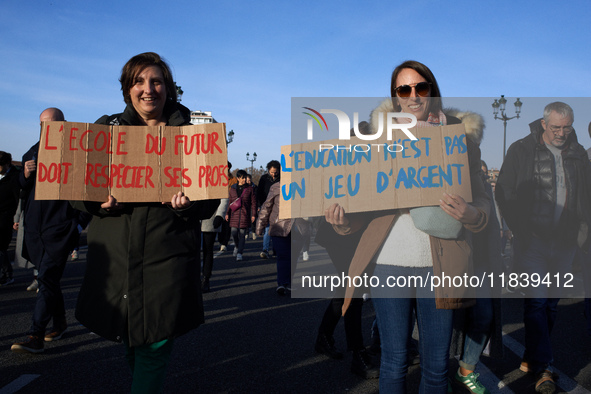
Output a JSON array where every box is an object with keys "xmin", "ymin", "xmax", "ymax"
[{"xmin": 1, "ymin": 54, "xmax": 590, "ymax": 394}]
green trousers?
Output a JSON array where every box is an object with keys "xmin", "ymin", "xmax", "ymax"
[{"xmin": 123, "ymin": 338, "xmax": 175, "ymax": 394}]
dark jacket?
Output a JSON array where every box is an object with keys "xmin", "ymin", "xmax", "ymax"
[
  {"xmin": 496, "ymin": 118, "xmax": 591, "ymax": 248},
  {"xmin": 334, "ymin": 109, "xmax": 490, "ymax": 313},
  {"xmin": 256, "ymin": 182, "xmax": 292, "ymax": 237},
  {"xmin": 72, "ymin": 103, "xmax": 219, "ymax": 346},
  {"xmin": 227, "ymin": 183, "xmax": 256, "ymax": 229},
  {"xmin": 450, "ymin": 180, "xmax": 504, "ymax": 361},
  {"xmin": 20, "ymin": 143, "xmax": 84, "ymax": 265},
  {"xmin": 0, "ymin": 165, "xmax": 20, "ymax": 249},
  {"xmin": 0, "ymin": 166, "xmax": 20, "ymax": 221},
  {"xmin": 256, "ymin": 173, "xmax": 280, "ymax": 207}
]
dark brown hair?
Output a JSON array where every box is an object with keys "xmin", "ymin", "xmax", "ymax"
[
  {"xmin": 390, "ymin": 60, "xmax": 442, "ymax": 114},
  {"xmin": 0, "ymin": 151, "xmax": 12, "ymax": 166},
  {"xmin": 119, "ymin": 52, "xmax": 177, "ymax": 105},
  {"xmin": 266, "ymin": 160, "xmax": 281, "ymax": 171}
]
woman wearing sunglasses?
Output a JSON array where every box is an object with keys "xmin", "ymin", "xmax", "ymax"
[{"xmin": 325, "ymin": 60, "xmax": 491, "ymax": 393}]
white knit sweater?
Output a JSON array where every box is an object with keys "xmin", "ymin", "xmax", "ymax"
[{"xmin": 375, "ymin": 212, "xmax": 433, "ymax": 267}]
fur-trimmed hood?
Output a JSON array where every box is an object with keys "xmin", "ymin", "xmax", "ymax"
[{"xmin": 368, "ymin": 99, "xmax": 485, "ymax": 145}]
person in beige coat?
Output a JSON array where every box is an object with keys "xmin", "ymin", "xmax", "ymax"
[{"xmin": 325, "ymin": 60, "xmax": 490, "ymax": 393}]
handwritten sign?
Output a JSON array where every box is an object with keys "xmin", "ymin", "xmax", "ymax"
[
  {"xmin": 35, "ymin": 121, "xmax": 228, "ymax": 202},
  {"xmin": 279, "ymin": 123, "xmax": 472, "ymax": 218}
]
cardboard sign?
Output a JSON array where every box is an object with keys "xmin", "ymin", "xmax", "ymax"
[
  {"xmin": 279, "ymin": 123, "xmax": 472, "ymax": 219},
  {"xmin": 35, "ymin": 121, "xmax": 229, "ymax": 202}
]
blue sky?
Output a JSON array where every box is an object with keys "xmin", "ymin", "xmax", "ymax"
[{"xmin": 1, "ymin": 0, "xmax": 590, "ymax": 172}]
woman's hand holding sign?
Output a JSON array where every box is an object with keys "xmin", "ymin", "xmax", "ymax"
[
  {"xmin": 101, "ymin": 195, "xmax": 123, "ymax": 212},
  {"xmin": 439, "ymin": 192, "xmax": 481, "ymax": 225},
  {"xmin": 325, "ymin": 203, "xmax": 349, "ymax": 227},
  {"xmin": 169, "ymin": 191, "xmax": 191, "ymax": 210}
]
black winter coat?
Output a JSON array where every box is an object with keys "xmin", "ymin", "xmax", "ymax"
[
  {"xmin": 496, "ymin": 118, "xmax": 591, "ymax": 247},
  {"xmin": 0, "ymin": 165, "xmax": 20, "ymax": 250},
  {"xmin": 256, "ymin": 173, "xmax": 280, "ymax": 207},
  {"xmin": 20, "ymin": 143, "xmax": 85, "ymax": 265},
  {"xmin": 72, "ymin": 103, "xmax": 219, "ymax": 346}
]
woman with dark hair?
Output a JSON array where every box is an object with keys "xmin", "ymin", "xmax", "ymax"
[
  {"xmin": 325, "ymin": 60, "xmax": 490, "ymax": 393},
  {"xmin": 119, "ymin": 52, "xmax": 178, "ymax": 110},
  {"xmin": 257, "ymin": 160, "xmax": 281, "ymax": 258},
  {"xmin": 256, "ymin": 182, "xmax": 303, "ymax": 295},
  {"xmin": 226, "ymin": 169, "xmax": 256, "ymax": 261},
  {"xmin": 72, "ymin": 52, "xmax": 219, "ymax": 393},
  {"xmin": 389, "ymin": 60, "xmax": 442, "ymax": 106}
]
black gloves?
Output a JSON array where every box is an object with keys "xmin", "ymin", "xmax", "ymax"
[{"xmin": 213, "ymin": 216, "xmax": 223, "ymax": 229}]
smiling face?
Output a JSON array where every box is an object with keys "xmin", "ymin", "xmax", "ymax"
[
  {"xmin": 394, "ymin": 68, "xmax": 431, "ymax": 121},
  {"xmin": 130, "ymin": 65, "xmax": 167, "ymax": 125}
]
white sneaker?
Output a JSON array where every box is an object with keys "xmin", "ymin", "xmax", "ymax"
[
  {"xmin": 220, "ymin": 245, "xmax": 227, "ymax": 252},
  {"xmin": 71, "ymin": 250, "xmax": 79, "ymax": 260},
  {"xmin": 236, "ymin": 253, "xmax": 243, "ymax": 261},
  {"xmin": 302, "ymin": 251, "xmax": 309, "ymax": 261},
  {"xmin": 252, "ymin": 233, "xmax": 257, "ymax": 240},
  {"xmin": 233, "ymin": 248, "xmax": 238, "ymax": 257},
  {"xmin": 27, "ymin": 279, "xmax": 39, "ymax": 292}
]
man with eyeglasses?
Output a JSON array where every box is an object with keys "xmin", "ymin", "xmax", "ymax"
[{"xmin": 496, "ymin": 102, "xmax": 591, "ymax": 394}]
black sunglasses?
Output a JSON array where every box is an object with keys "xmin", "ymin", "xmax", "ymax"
[{"xmin": 394, "ymin": 82, "xmax": 431, "ymax": 98}]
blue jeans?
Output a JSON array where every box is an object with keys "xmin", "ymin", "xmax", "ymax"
[
  {"xmin": 516, "ymin": 236, "xmax": 576, "ymax": 372},
  {"xmin": 459, "ymin": 297, "xmax": 493, "ymax": 370},
  {"xmin": 263, "ymin": 225, "xmax": 271, "ymax": 252},
  {"xmin": 372, "ymin": 265, "xmax": 453, "ymax": 394}
]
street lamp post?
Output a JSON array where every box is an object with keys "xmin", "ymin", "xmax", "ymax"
[
  {"xmin": 492, "ymin": 95, "xmax": 522, "ymax": 162},
  {"xmin": 175, "ymin": 83, "xmax": 183, "ymax": 102},
  {"xmin": 246, "ymin": 152, "xmax": 257, "ymax": 174}
]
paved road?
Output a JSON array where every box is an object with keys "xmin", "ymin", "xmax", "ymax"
[{"xmin": 1, "ymin": 234, "xmax": 590, "ymax": 393}]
